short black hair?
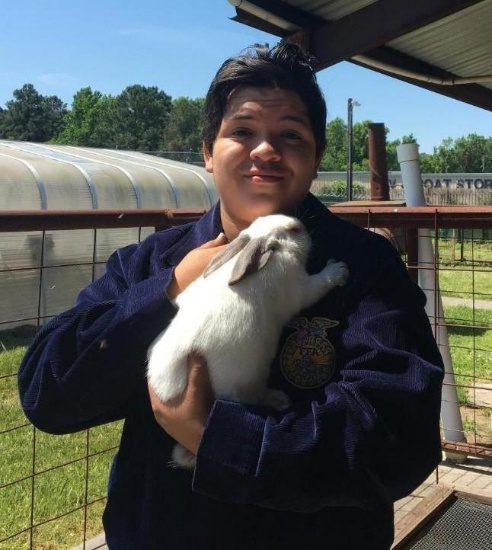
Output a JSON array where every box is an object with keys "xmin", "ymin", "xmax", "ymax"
[{"xmin": 202, "ymin": 42, "xmax": 327, "ymax": 158}]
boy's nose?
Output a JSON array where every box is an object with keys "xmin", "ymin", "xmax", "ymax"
[{"xmin": 250, "ymin": 138, "xmax": 281, "ymax": 162}]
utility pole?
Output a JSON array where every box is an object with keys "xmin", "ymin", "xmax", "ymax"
[{"xmin": 346, "ymin": 98, "xmax": 360, "ymax": 201}]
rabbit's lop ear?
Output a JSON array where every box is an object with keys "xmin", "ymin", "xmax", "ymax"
[
  {"xmin": 229, "ymin": 237, "xmax": 272, "ymax": 285},
  {"xmin": 203, "ymin": 234, "xmax": 251, "ymax": 278}
]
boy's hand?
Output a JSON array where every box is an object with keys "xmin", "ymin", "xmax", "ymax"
[{"xmin": 148, "ymin": 354, "xmax": 214, "ymax": 455}]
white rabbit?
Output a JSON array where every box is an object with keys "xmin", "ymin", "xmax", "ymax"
[{"xmin": 147, "ymin": 214, "xmax": 349, "ymax": 467}]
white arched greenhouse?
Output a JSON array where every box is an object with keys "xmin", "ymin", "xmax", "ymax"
[{"xmin": 0, "ymin": 140, "xmax": 217, "ymax": 329}]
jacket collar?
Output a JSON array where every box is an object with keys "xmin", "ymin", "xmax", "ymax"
[
  {"xmin": 163, "ymin": 193, "xmax": 335, "ymax": 270},
  {"xmin": 161, "ymin": 202, "xmax": 223, "ymax": 267}
]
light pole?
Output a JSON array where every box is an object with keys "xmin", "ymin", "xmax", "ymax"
[{"xmin": 346, "ymin": 98, "xmax": 360, "ymax": 201}]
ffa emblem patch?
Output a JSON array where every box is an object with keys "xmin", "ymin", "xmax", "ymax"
[{"xmin": 280, "ymin": 317, "xmax": 338, "ymax": 389}]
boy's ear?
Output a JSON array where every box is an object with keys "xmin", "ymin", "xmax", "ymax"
[{"xmin": 202, "ymin": 142, "xmax": 213, "ymax": 173}]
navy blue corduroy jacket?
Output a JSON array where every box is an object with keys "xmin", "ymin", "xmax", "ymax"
[{"xmin": 18, "ymin": 194, "xmax": 444, "ymax": 549}]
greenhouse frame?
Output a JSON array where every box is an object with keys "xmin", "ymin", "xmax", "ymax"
[{"xmin": 0, "ymin": 140, "xmax": 217, "ymax": 328}]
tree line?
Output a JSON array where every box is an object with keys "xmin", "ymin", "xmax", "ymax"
[
  {"xmin": 1, "ymin": 83, "xmax": 491, "ymax": 173},
  {"xmin": 0, "ymin": 84, "xmax": 204, "ymax": 153},
  {"xmin": 324, "ymin": 117, "xmax": 492, "ymax": 173}
]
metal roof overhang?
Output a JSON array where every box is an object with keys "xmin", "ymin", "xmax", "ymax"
[{"xmin": 227, "ymin": 0, "xmax": 492, "ymax": 111}]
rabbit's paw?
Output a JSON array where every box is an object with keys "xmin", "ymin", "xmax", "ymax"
[
  {"xmin": 323, "ymin": 260, "xmax": 349, "ymax": 287},
  {"xmin": 170, "ymin": 444, "xmax": 196, "ymax": 469},
  {"xmin": 263, "ymin": 389, "xmax": 292, "ymax": 411}
]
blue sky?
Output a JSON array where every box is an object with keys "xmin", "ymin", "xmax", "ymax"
[{"xmin": 2, "ymin": 0, "xmax": 491, "ymax": 154}]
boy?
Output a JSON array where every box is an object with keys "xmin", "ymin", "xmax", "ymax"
[{"xmin": 19, "ymin": 43, "xmax": 444, "ymax": 549}]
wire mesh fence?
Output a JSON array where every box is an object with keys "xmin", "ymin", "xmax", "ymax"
[{"xmin": 0, "ymin": 206, "xmax": 491, "ymax": 548}]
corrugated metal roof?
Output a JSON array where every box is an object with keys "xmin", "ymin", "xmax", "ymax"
[
  {"xmin": 292, "ymin": 0, "xmax": 377, "ymax": 21},
  {"xmin": 388, "ymin": 1, "xmax": 492, "ymax": 88},
  {"xmin": 228, "ymin": 0, "xmax": 492, "ymax": 110}
]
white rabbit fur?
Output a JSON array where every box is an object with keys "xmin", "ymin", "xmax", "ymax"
[{"xmin": 147, "ymin": 214, "xmax": 349, "ymax": 467}]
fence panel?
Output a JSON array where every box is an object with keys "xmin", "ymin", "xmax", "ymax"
[{"xmin": 1, "ymin": 207, "xmax": 491, "ymax": 548}]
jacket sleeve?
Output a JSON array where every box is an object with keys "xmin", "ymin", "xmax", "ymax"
[
  {"xmin": 192, "ymin": 239, "xmax": 445, "ymax": 511},
  {"xmin": 18, "ymin": 241, "xmax": 178, "ymax": 434}
]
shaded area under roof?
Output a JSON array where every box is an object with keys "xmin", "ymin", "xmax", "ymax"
[{"xmin": 227, "ymin": 0, "xmax": 492, "ymax": 111}]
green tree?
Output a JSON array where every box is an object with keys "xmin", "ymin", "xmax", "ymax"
[
  {"xmin": 322, "ymin": 119, "xmax": 400, "ymax": 172},
  {"xmin": 419, "ymin": 152, "xmax": 438, "ymax": 173},
  {"xmin": 433, "ymin": 137, "xmax": 458, "ymax": 172},
  {"xmin": 320, "ymin": 117, "xmax": 347, "ymax": 171},
  {"xmin": 55, "ymin": 87, "xmax": 117, "ymax": 147},
  {"xmin": 112, "ymin": 85, "xmax": 172, "ymax": 151},
  {"xmin": 453, "ymin": 133, "xmax": 492, "ymax": 172},
  {"xmin": 161, "ymin": 97, "xmax": 204, "ymax": 152},
  {"xmin": 386, "ymin": 134, "xmax": 418, "ymax": 170},
  {"xmin": 1, "ymin": 84, "xmax": 67, "ymax": 142},
  {"xmin": 420, "ymin": 133, "xmax": 492, "ymax": 173},
  {"xmin": 0, "ymin": 107, "xmax": 5, "ymax": 138},
  {"xmin": 351, "ymin": 120, "xmax": 372, "ymax": 170}
]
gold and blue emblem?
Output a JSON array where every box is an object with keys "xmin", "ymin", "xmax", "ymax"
[{"xmin": 280, "ymin": 317, "xmax": 338, "ymax": 389}]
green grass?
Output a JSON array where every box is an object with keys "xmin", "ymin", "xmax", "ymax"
[
  {"xmin": 436, "ymin": 237, "xmax": 492, "ymax": 265},
  {"xmin": 439, "ymin": 266, "xmax": 491, "ymax": 301},
  {"xmin": 444, "ymin": 305, "xmax": 492, "ymax": 406},
  {"xmin": 445, "ymin": 305, "xmax": 492, "ymax": 377},
  {"xmin": 0, "ymin": 327, "xmax": 122, "ymax": 549},
  {"xmin": 433, "ymin": 237, "xmax": 492, "ymax": 300}
]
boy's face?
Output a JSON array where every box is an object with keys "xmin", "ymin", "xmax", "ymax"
[{"xmin": 203, "ymin": 86, "xmax": 321, "ymax": 238}]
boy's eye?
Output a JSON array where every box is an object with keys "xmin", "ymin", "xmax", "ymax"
[
  {"xmin": 283, "ymin": 131, "xmax": 301, "ymax": 140},
  {"xmin": 231, "ymin": 127, "xmax": 251, "ymax": 136}
]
